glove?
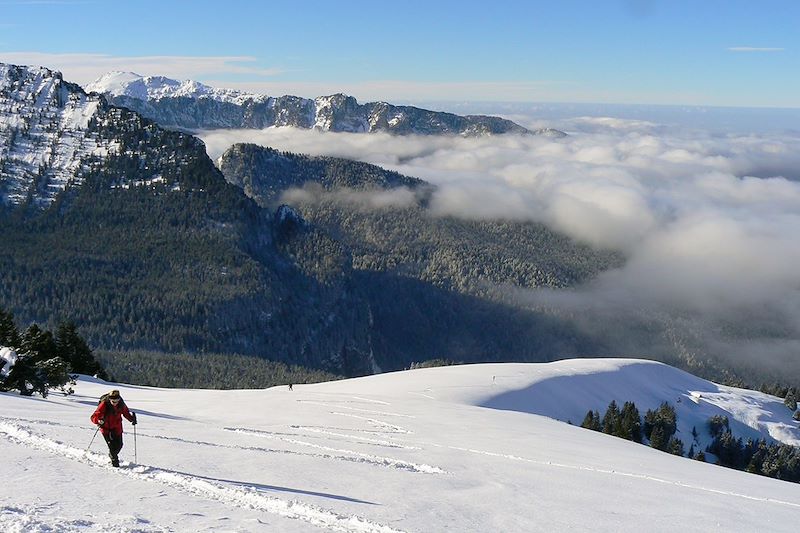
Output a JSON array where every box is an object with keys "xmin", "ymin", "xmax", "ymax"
[
  {"xmin": 131, "ymin": 412, "xmax": 137, "ymax": 426},
  {"xmin": 97, "ymin": 419, "xmax": 104, "ymax": 427}
]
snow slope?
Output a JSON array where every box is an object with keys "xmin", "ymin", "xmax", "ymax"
[{"xmin": 2, "ymin": 358, "xmax": 799, "ymax": 532}]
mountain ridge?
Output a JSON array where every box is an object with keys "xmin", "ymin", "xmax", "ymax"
[
  {"xmin": 2, "ymin": 62, "xmax": 786, "ymax": 388},
  {"xmin": 0, "ymin": 62, "xmax": 380, "ymax": 376},
  {"xmin": 87, "ymin": 70, "xmax": 566, "ymax": 137}
]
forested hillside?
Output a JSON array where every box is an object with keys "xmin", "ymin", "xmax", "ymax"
[
  {"xmin": 217, "ymin": 144, "xmax": 625, "ymax": 369},
  {"xmin": 95, "ymin": 349, "xmax": 341, "ymax": 389},
  {"xmin": 5, "ymin": 64, "xmax": 787, "ymax": 388}
]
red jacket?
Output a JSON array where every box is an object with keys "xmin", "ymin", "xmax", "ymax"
[{"xmin": 91, "ymin": 399, "xmax": 135, "ymax": 436}]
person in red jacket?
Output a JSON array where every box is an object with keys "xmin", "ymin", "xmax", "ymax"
[{"xmin": 90, "ymin": 389, "xmax": 137, "ymax": 467}]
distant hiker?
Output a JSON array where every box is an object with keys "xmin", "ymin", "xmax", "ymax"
[
  {"xmin": 288, "ymin": 383, "xmax": 293, "ymax": 391},
  {"xmin": 90, "ymin": 389, "xmax": 137, "ymax": 467}
]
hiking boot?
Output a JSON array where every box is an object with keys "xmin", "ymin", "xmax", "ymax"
[{"xmin": 111, "ymin": 457, "xmax": 119, "ymax": 467}]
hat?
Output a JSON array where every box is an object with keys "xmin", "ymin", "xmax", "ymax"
[{"xmin": 108, "ymin": 390, "xmax": 121, "ymax": 399}]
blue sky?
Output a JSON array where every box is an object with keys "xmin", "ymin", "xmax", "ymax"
[{"xmin": 1, "ymin": 0, "xmax": 798, "ymax": 107}]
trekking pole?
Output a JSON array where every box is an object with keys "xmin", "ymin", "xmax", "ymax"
[
  {"xmin": 134, "ymin": 422, "xmax": 138, "ymax": 463},
  {"xmin": 86, "ymin": 425, "xmax": 100, "ymax": 453}
]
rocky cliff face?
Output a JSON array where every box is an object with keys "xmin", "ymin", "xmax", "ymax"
[
  {"xmin": 0, "ymin": 64, "xmax": 218, "ymax": 208},
  {"xmin": 0, "ymin": 63, "xmax": 110, "ymax": 206},
  {"xmin": 0, "ymin": 63, "xmax": 378, "ymax": 377},
  {"xmin": 217, "ymin": 143, "xmax": 430, "ymax": 206},
  {"xmin": 87, "ymin": 71, "xmax": 565, "ymax": 137}
]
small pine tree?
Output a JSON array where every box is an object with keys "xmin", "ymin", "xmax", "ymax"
[
  {"xmin": 0, "ymin": 308, "xmax": 21, "ymax": 348},
  {"xmin": 784, "ymin": 388, "xmax": 798, "ymax": 412},
  {"xmin": 20, "ymin": 324, "xmax": 57, "ymax": 361},
  {"xmin": 644, "ymin": 402, "xmax": 677, "ymax": 448},
  {"xmin": 650, "ymin": 426, "xmax": 666, "ymax": 451},
  {"xmin": 581, "ymin": 410, "xmax": 602, "ymax": 431},
  {"xmin": 694, "ymin": 450, "xmax": 706, "ymax": 462},
  {"xmin": 708, "ymin": 415, "xmax": 729, "ymax": 438},
  {"xmin": 2, "ymin": 323, "xmax": 75, "ymax": 397},
  {"xmin": 667, "ymin": 437, "xmax": 685, "ymax": 457},
  {"xmin": 619, "ymin": 401, "xmax": 642, "ymax": 443},
  {"xmin": 55, "ymin": 321, "xmax": 107, "ymax": 379},
  {"xmin": 602, "ymin": 400, "xmax": 620, "ymax": 435}
]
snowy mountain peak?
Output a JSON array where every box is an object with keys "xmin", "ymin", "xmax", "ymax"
[
  {"xmin": 86, "ymin": 71, "xmax": 268, "ymax": 105},
  {"xmin": 84, "ymin": 70, "xmax": 143, "ymax": 96}
]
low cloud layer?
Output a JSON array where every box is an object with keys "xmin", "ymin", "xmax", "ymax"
[
  {"xmin": 281, "ymin": 185, "xmax": 418, "ymax": 211},
  {"xmin": 200, "ymin": 117, "xmax": 800, "ymax": 377}
]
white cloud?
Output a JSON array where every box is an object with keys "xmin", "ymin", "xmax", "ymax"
[
  {"xmin": 199, "ymin": 118, "xmax": 800, "ymax": 371},
  {"xmin": 728, "ymin": 47, "xmax": 785, "ymax": 52},
  {"xmin": 281, "ymin": 185, "xmax": 418, "ymax": 211},
  {"xmin": 0, "ymin": 52, "xmax": 282, "ymax": 86}
]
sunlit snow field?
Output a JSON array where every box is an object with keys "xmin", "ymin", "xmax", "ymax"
[{"xmin": 2, "ymin": 358, "xmax": 800, "ymax": 532}]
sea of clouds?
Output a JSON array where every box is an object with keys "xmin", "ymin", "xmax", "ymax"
[{"xmin": 198, "ymin": 111, "xmax": 800, "ymax": 377}]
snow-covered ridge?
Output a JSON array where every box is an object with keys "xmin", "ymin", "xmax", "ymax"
[
  {"xmin": 0, "ymin": 63, "xmax": 112, "ymax": 206},
  {"xmin": 86, "ymin": 71, "xmax": 270, "ymax": 106},
  {"xmin": 318, "ymin": 358, "xmax": 800, "ymax": 448},
  {"xmin": 87, "ymin": 71, "xmax": 546, "ymax": 136}
]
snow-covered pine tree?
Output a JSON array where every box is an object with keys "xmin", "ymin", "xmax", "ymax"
[
  {"xmin": 55, "ymin": 321, "xmax": 107, "ymax": 379},
  {"xmin": 1, "ymin": 323, "xmax": 75, "ymax": 397},
  {"xmin": 784, "ymin": 388, "xmax": 797, "ymax": 412},
  {"xmin": 0, "ymin": 308, "xmax": 21, "ymax": 348}
]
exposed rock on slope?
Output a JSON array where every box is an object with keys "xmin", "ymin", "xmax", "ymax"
[{"xmin": 87, "ymin": 71, "xmax": 565, "ymax": 137}]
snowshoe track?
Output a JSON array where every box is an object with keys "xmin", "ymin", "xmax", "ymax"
[
  {"xmin": 0, "ymin": 419, "xmax": 407, "ymax": 533},
  {"xmin": 224, "ymin": 427, "xmax": 445, "ymax": 474}
]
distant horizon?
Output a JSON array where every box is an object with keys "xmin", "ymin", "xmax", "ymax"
[
  {"xmin": 6, "ymin": 59, "xmax": 800, "ymax": 136},
  {"xmin": 2, "ymin": 1, "xmax": 799, "ymax": 107}
]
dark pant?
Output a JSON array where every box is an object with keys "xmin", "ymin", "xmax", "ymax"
[{"xmin": 103, "ymin": 431, "xmax": 123, "ymax": 462}]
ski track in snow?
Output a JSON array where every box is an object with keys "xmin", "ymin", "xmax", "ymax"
[
  {"xmin": 445, "ymin": 444, "xmax": 800, "ymax": 510},
  {"xmin": 224, "ymin": 427, "xmax": 446, "ymax": 474},
  {"xmin": 291, "ymin": 425, "xmax": 420, "ymax": 450},
  {"xmin": 297, "ymin": 400, "xmax": 415, "ymax": 418},
  {"xmin": 140, "ymin": 430, "xmax": 426, "ymax": 471},
  {"xmin": 348, "ymin": 396, "xmax": 391, "ymax": 405},
  {"xmin": 1, "ymin": 415, "xmax": 86, "ymax": 429},
  {"xmin": 1, "ymin": 503, "xmax": 172, "ymax": 533},
  {"xmin": 330, "ymin": 412, "xmax": 412, "ymax": 434},
  {"xmin": 406, "ymin": 391, "xmax": 436, "ymax": 400},
  {"xmin": 0, "ymin": 420, "xmax": 407, "ymax": 533}
]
